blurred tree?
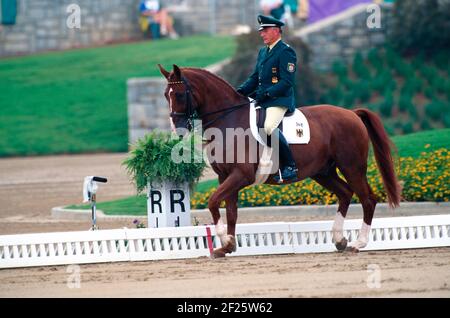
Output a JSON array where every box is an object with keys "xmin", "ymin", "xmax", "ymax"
[
  {"xmin": 420, "ymin": 118, "xmax": 431, "ymax": 130},
  {"xmin": 402, "ymin": 121, "xmax": 414, "ymax": 134},
  {"xmin": 390, "ymin": 0, "xmax": 450, "ymax": 54},
  {"xmin": 219, "ymin": 31, "xmax": 261, "ymax": 87},
  {"xmin": 444, "ymin": 113, "xmax": 450, "ymax": 128}
]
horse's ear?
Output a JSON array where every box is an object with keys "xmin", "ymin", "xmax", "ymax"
[
  {"xmin": 158, "ymin": 64, "xmax": 170, "ymax": 80},
  {"xmin": 173, "ymin": 64, "xmax": 182, "ymax": 79}
]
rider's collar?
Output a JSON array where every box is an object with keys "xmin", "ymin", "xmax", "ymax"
[{"xmin": 268, "ymin": 38, "xmax": 282, "ymax": 51}]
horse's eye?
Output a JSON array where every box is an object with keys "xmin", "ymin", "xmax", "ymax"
[{"xmin": 175, "ymin": 92, "xmax": 185, "ymax": 102}]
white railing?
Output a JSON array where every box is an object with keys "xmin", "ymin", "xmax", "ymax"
[{"xmin": 1, "ymin": 215, "xmax": 449, "ymax": 269}]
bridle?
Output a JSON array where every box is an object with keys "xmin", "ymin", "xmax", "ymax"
[
  {"xmin": 168, "ymin": 77, "xmax": 249, "ymax": 131},
  {"xmin": 168, "ymin": 78, "xmax": 197, "ymax": 130}
]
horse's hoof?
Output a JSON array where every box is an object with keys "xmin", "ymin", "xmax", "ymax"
[
  {"xmin": 335, "ymin": 238, "xmax": 348, "ymax": 251},
  {"xmin": 345, "ymin": 246, "xmax": 360, "ymax": 253},
  {"xmin": 224, "ymin": 236, "xmax": 237, "ymax": 253},
  {"xmin": 211, "ymin": 248, "xmax": 227, "ymax": 259}
]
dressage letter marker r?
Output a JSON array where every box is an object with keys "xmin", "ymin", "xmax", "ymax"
[
  {"xmin": 150, "ymin": 190, "xmax": 163, "ymax": 214},
  {"xmin": 170, "ymin": 189, "xmax": 185, "ymax": 213}
]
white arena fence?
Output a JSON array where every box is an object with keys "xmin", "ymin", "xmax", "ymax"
[{"xmin": 1, "ymin": 215, "xmax": 449, "ymax": 269}]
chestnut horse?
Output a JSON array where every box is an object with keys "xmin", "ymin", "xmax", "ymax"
[{"xmin": 158, "ymin": 64, "xmax": 401, "ymax": 257}]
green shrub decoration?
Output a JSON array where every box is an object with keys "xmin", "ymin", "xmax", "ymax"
[
  {"xmin": 343, "ymin": 92, "xmax": 355, "ymax": 108},
  {"xmin": 444, "ymin": 114, "xmax": 450, "ymax": 128},
  {"xmin": 402, "ymin": 121, "xmax": 414, "ymax": 134},
  {"xmin": 395, "ymin": 60, "xmax": 414, "ymax": 79},
  {"xmin": 327, "ymin": 86, "xmax": 344, "ymax": 104},
  {"xmin": 379, "ymin": 90, "xmax": 394, "ymax": 117},
  {"xmin": 398, "ymin": 93, "xmax": 413, "ymax": 112},
  {"xmin": 385, "ymin": 46, "xmax": 401, "ymax": 69},
  {"xmin": 332, "ymin": 61, "xmax": 348, "ymax": 79},
  {"xmin": 353, "ymin": 52, "xmax": 370, "ymax": 79},
  {"xmin": 446, "ymin": 82, "xmax": 450, "ymax": 100},
  {"xmin": 420, "ymin": 118, "xmax": 431, "ymax": 130},
  {"xmin": 384, "ymin": 124, "xmax": 395, "ymax": 136},
  {"xmin": 425, "ymin": 100, "xmax": 445, "ymax": 121},
  {"xmin": 367, "ymin": 47, "xmax": 382, "ymax": 70},
  {"xmin": 407, "ymin": 101, "xmax": 418, "ymax": 120},
  {"xmin": 123, "ymin": 131, "xmax": 206, "ymax": 193},
  {"xmin": 371, "ymin": 72, "xmax": 388, "ymax": 93},
  {"xmin": 400, "ymin": 83, "xmax": 415, "ymax": 100},
  {"xmin": 354, "ymin": 80, "xmax": 371, "ymax": 103},
  {"xmin": 434, "ymin": 78, "xmax": 447, "ymax": 95},
  {"xmin": 424, "ymin": 86, "xmax": 434, "ymax": 99}
]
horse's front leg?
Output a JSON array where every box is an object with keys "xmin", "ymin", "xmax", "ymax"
[
  {"xmin": 222, "ymin": 192, "xmax": 238, "ymax": 252},
  {"xmin": 208, "ymin": 172, "xmax": 247, "ymax": 258}
]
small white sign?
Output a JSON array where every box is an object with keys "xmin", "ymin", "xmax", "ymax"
[{"xmin": 147, "ymin": 181, "xmax": 191, "ymax": 228}]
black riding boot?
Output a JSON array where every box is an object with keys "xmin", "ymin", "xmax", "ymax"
[{"xmin": 271, "ymin": 128, "xmax": 298, "ymax": 183}]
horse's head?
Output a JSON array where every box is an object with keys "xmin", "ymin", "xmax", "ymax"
[{"xmin": 158, "ymin": 64, "xmax": 199, "ymax": 132}]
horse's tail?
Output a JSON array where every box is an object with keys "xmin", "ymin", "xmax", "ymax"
[{"xmin": 353, "ymin": 108, "xmax": 402, "ymax": 208}]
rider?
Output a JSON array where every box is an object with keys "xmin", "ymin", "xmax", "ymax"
[{"xmin": 236, "ymin": 15, "xmax": 298, "ymax": 183}]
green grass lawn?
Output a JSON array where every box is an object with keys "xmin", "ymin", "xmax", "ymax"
[
  {"xmin": 67, "ymin": 128, "xmax": 450, "ymax": 215},
  {"xmin": 391, "ymin": 128, "xmax": 450, "ymax": 158},
  {"xmin": 0, "ymin": 35, "xmax": 236, "ymax": 157}
]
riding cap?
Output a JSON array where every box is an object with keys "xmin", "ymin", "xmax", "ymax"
[{"xmin": 257, "ymin": 15, "xmax": 285, "ymax": 31}]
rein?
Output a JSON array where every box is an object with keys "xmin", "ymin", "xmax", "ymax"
[
  {"xmin": 168, "ymin": 77, "xmax": 250, "ymax": 130},
  {"xmin": 201, "ymin": 102, "xmax": 250, "ymax": 129}
]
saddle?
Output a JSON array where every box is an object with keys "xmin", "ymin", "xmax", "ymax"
[
  {"xmin": 255, "ymin": 107, "xmax": 295, "ymax": 132},
  {"xmin": 250, "ymin": 100, "xmax": 310, "ymax": 146}
]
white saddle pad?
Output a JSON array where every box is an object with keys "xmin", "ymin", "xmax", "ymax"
[{"xmin": 249, "ymin": 100, "xmax": 311, "ymax": 146}]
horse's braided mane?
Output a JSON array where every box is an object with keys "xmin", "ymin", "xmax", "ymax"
[{"xmin": 182, "ymin": 67, "xmax": 236, "ymax": 92}]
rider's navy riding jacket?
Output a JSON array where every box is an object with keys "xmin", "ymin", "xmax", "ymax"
[{"xmin": 237, "ymin": 40, "xmax": 297, "ymax": 113}]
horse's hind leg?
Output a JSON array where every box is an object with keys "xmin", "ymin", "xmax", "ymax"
[
  {"xmin": 339, "ymin": 165, "xmax": 378, "ymax": 252},
  {"xmin": 313, "ymin": 170, "xmax": 354, "ymax": 251}
]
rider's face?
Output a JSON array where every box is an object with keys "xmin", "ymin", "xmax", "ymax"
[{"xmin": 259, "ymin": 27, "xmax": 281, "ymax": 46}]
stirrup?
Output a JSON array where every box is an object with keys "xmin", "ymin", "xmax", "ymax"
[
  {"xmin": 277, "ymin": 169, "xmax": 284, "ymax": 183},
  {"xmin": 274, "ymin": 166, "xmax": 298, "ymax": 183}
]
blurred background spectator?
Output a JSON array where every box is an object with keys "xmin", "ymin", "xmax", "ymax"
[
  {"xmin": 1, "ymin": 0, "xmax": 17, "ymax": 25},
  {"xmin": 139, "ymin": 0, "xmax": 179, "ymax": 40},
  {"xmin": 260, "ymin": 0, "xmax": 285, "ymax": 20},
  {"xmin": 260, "ymin": 1, "xmax": 307, "ymax": 30},
  {"xmin": 282, "ymin": 0, "xmax": 298, "ymax": 28},
  {"xmin": 297, "ymin": 0, "xmax": 309, "ymax": 23}
]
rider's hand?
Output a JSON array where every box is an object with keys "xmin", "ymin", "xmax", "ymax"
[{"xmin": 255, "ymin": 89, "xmax": 269, "ymax": 103}]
